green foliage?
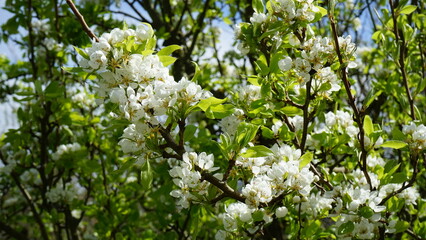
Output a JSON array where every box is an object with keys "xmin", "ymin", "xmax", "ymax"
[{"xmin": 0, "ymin": 0, "xmax": 425, "ymax": 239}]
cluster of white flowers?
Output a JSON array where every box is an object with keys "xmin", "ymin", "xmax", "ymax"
[
  {"xmin": 271, "ymin": 0, "xmax": 320, "ymax": 23},
  {"xmin": 237, "ymin": 143, "xmax": 316, "ymax": 206},
  {"xmin": 238, "ymin": 84, "xmax": 261, "ymax": 103},
  {"xmin": 31, "ymin": 18, "xmax": 50, "ymax": 33},
  {"xmin": 402, "ymin": 122, "xmax": 426, "ymax": 150},
  {"xmin": 46, "ymin": 178, "xmax": 86, "ymax": 203},
  {"xmin": 19, "ymin": 168, "xmax": 41, "ymax": 185},
  {"xmin": 219, "ymin": 202, "xmax": 255, "ymax": 231},
  {"xmin": 118, "ymin": 122, "xmax": 150, "ymax": 154},
  {"xmin": 78, "ymin": 25, "xmax": 211, "ymax": 157},
  {"xmin": 250, "ymin": 13, "xmax": 268, "ymax": 25},
  {"xmin": 219, "ymin": 109, "xmax": 244, "ymax": 138},
  {"xmin": 31, "ymin": 18, "xmax": 63, "ymax": 55},
  {"xmin": 328, "ymin": 178, "xmax": 383, "ymax": 239},
  {"xmin": 169, "ymin": 152, "xmax": 219, "ymax": 208},
  {"xmin": 303, "ymin": 110, "xmax": 358, "ymax": 149},
  {"xmin": 0, "ymin": 158, "xmax": 17, "ymax": 175},
  {"xmin": 279, "ymin": 36, "xmax": 357, "ymax": 96},
  {"xmin": 324, "ymin": 110, "xmax": 358, "ymax": 135},
  {"xmin": 71, "ymin": 91, "xmax": 95, "ymax": 108},
  {"xmin": 51, "ymin": 143, "xmax": 81, "ymax": 161},
  {"xmin": 219, "ymin": 85, "xmax": 261, "ymax": 137},
  {"xmin": 42, "ymin": 37, "xmax": 62, "ymax": 51}
]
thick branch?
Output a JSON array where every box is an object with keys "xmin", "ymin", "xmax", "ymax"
[{"xmin": 196, "ymin": 165, "xmax": 246, "ymax": 202}]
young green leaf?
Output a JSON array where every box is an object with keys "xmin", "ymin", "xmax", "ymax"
[
  {"xmin": 299, "ymin": 152, "xmax": 313, "ymax": 170},
  {"xmin": 236, "ymin": 122, "xmax": 259, "ymax": 147},
  {"xmin": 399, "ymin": 5, "xmax": 417, "ymax": 15},
  {"xmin": 364, "ymin": 115, "xmax": 374, "ymax": 135},
  {"xmin": 380, "ymin": 140, "xmax": 407, "ymax": 149},
  {"xmin": 338, "ymin": 221, "xmax": 354, "ymax": 235},
  {"xmin": 358, "ymin": 206, "xmax": 374, "ymax": 218},
  {"xmin": 158, "ymin": 55, "xmax": 177, "ymax": 67},
  {"xmin": 141, "ymin": 160, "xmax": 153, "ymax": 191},
  {"xmin": 252, "ymin": 0, "xmax": 264, "ymax": 13},
  {"xmin": 73, "ymin": 46, "xmax": 89, "ymax": 59},
  {"xmin": 196, "ymin": 97, "xmax": 227, "ymax": 111},
  {"xmin": 241, "ymin": 145, "xmax": 274, "ymax": 158},
  {"xmin": 157, "ymin": 45, "xmax": 181, "ymax": 56}
]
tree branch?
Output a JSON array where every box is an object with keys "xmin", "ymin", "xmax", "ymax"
[
  {"xmin": 329, "ymin": 7, "xmax": 373, "ymax": 191},
  {"xmin": 66, "ymin": 0, "xmax": 99, "ymax": 42},
  {"xmin": 0, "ymin": 220, "xmax": 27, "ymax": 239},
  {"xmin": 11, "ymin": 173, "xmax": 49, "ymax": 240},
  {"xmin": 389, "ymin": 0, "xmax": 416, "ymax": 120}
]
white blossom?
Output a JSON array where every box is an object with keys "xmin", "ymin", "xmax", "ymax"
[{"xmin": 278, "ymin": 56, "xmax": 293, "ymax": 72}]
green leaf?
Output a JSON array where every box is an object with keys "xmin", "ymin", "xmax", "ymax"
[
  {"xmin": 145, "ymin": 37, "xmax": 156, "ymax": 51},
  {"xmin": 126, "ymin": 37, "xmax": 135, "ymax": 52},
  {"xmin": 280, "ymin": 106, "xmax": 302, "ymax": 116},
  {"xmin": 196, "ymin": 97, "xmax": 227, "ymax": 111},
  {"xmin": 261, "ymin": 126, "xmax": 274, "ymax": 139},
  {"xmin": 141, "ymin": 159, "xmax": 153, "ymax": 191},
  {"xmin": 183, "ymin": 125, "xmax": 197, "ymax": 142},
  {"xmin": 45, "ymin": 81, "xmax": 63, "ymax": 98},
  {"xmin": 390, "ymin": 172, "xmax": 408, "ymax": 184},
  {"xmin": 34, "ymin": 80, "xmax": 42, "ymax": 94},
  {"xmin": 69, "ymin": 112, "xmax": 86, "ymax": 125},
  {"xmin": 157, "ymin": 44, "xmax": 181, "ymax": 56},
  {"xmin": 73, "ymin": 46, "xmax": 89, "ymax": 59},
  {"xmin": 338, "ymin": 221, "xmax": 354, "ymax": 235},
  {"xmin": 112, "ymin": 158, "xmax": 137, "ymax": 177},
  {"xmin": 394, "ymin": 221, "xmax": 410, "ymax": 233},
  {"xmin": 399, "ymin": 5, "xmax": 417, "ymax": 15},
  {"xmin": 236, "ymin": 122, "xmax": 259, "ymax": 147},
  {"xmin": 358, "ymin": 206, "xmax": 374, "ymax": 218},
  {"xmin": 414, "ymin": 105, "xmax": 422, "ymax": 122},
  {"xmin": 241, "ymin": 145, "xmax": 274, "ymax": 158},
  {"xmin": 364, "ymin": 115, "xmax": 374, "ymax": 135},
  {"xmin": 381, "ymin": 161, "xmax": 400, "ymax": 183},
  {"xmin": 269, "ymin": 52, "xmax": 283, "ymax": 74},
  {"xmin": 205, "ymin": 104, "xmax": 234, "ymax": 119},
  {"xmin": 255, "ymin": 55, "xmax": 269, "ymax": 76},
  {"xmin": 299, "ymin": 152, "xmax": 313, "ymax": 170},
  {"xmin": 386, "ymin": 196, "xmax": 405, "ymax": 212},
  {"xmin": 380, "ymin": 140, "xmax": 407, "ymax": 149},
  {"xmin": 317, "ymin": 6, "xmax": 327, "ymax": 17},
  {"xmin": 363, "ymin": 90, "xmax": 382, "ymax": 108},
  {"xmin": 158, "ymin": 55, "xmax": 176, "ymax": 67},
  {"xmin": 62, "ymin": 67, "xmax": 84, "ymax": 73},
  {"xmin": 247, "ymin": 76, "xmax": 261, "ymax": 86},
  {"xmin": 252, "ymin": 0, "xmax": 264, "ymax": 13},
  {"xmin": 252, "ymin": 210, "xmax": 263, "ymax": 222},
  {"xmin": 191, "ymin": 62, "xmax": 201, "ymax": 83}
]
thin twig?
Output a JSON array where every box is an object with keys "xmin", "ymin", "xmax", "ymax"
[
  {"xmin": 300, "ymin": 76, "xmax": 313, "ymax": 152},
  {"xmin": 389, "ymin": 0, "xmax": 415, "ymax": 120},
  {"xmin": 66, "ymin": 0, "xmax": 99, "ymax": 42},
  {"xmin": 328, "ymin": 5, "xmax": 373, "ymax": 190},
  {"xmin": 379, "ymin": 153, "xmax": 419, "ymax": 205}
]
